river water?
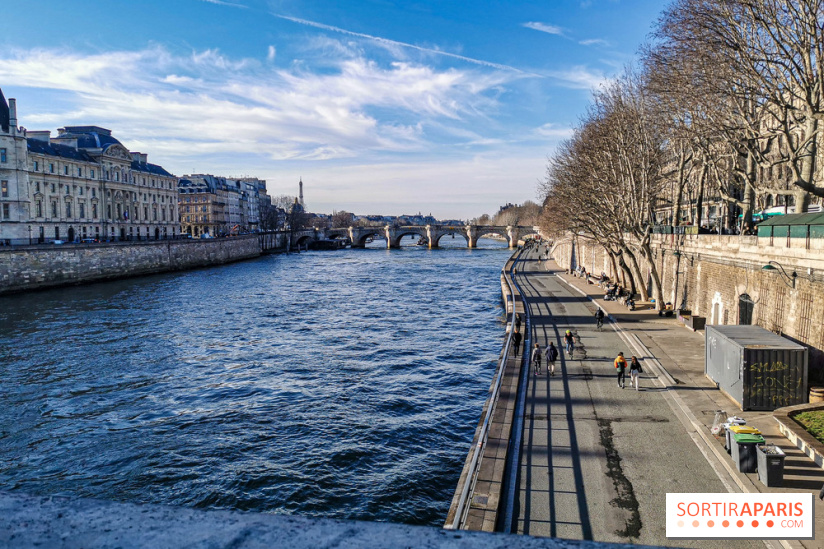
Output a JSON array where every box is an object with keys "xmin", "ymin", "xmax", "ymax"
[{"xmin": 0, "ymin": 237, "xmax": 511, "ymax": 526}]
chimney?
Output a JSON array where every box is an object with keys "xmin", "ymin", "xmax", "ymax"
[
  {"xmin": 8, "ymin": 98, "xmax": 17, "ymax": 128},
  {"xmin": 28, "ymin": 130, "xmax": 51, "ymax": 144}
]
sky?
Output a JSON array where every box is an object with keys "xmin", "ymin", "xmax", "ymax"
[{"xmin": 0, "ymin": 0, "xmax": 665, "ymax": 219}]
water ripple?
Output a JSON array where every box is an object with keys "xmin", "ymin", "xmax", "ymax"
[{"xmin": 0, "ymin": 241, "xmax": 509, "ymax": 526}]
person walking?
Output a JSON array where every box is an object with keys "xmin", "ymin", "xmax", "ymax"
[
  {"xmin": 563, "ymin": 330, "xmax": 575, "ymax": 359},
  {"xmin": 515, "ymin": 313, "xmax": 522, "ymax": 333},
  {"xmin": 614, "ymin": 352, "xmax": 628, "ymax": 388},
  {"xmin": 546, "ymin": 342, "xmax": 559, "ymax": 376},
  {"xmin": 531, "ymin": 343, "xmax": 542, "ymax": 376},
  {"xmin": 512, "ymin": 329, "xmax": 522, "ymax": 357},
  {"xmin": 629, "ymin": 355, "xmax": 643, "ymax": 390}
]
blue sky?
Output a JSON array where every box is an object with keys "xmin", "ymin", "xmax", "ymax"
[{"xmin": 0, "ymin": 0, "xmax": 664, "ymax": 219}]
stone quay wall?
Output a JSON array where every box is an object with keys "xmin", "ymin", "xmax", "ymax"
[
  {"xmin": 0, "ymin": 235, "xmax": 263, "ymax": 295},
  {"xmin": 552, "ymin": 233, "xmax": 824, "ymax": 383}
]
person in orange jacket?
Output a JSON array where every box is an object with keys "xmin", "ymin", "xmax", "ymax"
[{"xmin": 614, "ymin": 352, "xmax": 628, "ymax": 388}]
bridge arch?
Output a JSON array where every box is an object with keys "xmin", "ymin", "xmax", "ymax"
[
  {"xmin": 354, "ymin": 231, "xmax": 386, "ymax": 248},
  {"xmin": 430, "ymin": 230, "xmax": 469, "ymax": 248},
  {"xmin": 388, "ymin": 228, "xmax": 427, "ymax": 248}
]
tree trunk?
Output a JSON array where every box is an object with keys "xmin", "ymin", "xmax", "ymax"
[
  {"xmin": 694, "ymin": 164, "xmax": 707, "ymax": 229},
  {"xmin": 640, "ymin": 241, "xmax": 664, "ymax": 309}
]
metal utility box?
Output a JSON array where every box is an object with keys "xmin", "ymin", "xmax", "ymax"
[{"xmin": 705, "ymin": 325, "xmax": 808, "ymax": 411}]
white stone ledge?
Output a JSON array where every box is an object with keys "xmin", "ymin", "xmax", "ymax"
[{"xmin": 0, "ymin": 491, "xmax": 666, "ymax": 549}]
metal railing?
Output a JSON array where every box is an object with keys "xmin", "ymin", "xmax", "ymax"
[{"xmin": 446, "ymin": 249, "xmax": 521, "ymax": 530}]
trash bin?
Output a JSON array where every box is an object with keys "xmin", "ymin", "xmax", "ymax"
[
  {"xmin": 724, "ymin": 421, "xmax": 752, "ymax": 454},
  {"xmin": 756, "ymin": 444, "xmax": 786, "ymax": 487},
  {"xmin": 732, "ymin": 433, "xmax": 765, "ymax": 473}
]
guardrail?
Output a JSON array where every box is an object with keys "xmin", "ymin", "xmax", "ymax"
[{"xmin": 445, "ymin": 249, "xmax": 521, "ymax": 530}]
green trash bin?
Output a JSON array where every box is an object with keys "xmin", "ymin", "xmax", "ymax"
[{"xmin": 732, "ymin": 433, "xmax": 765, "ymax": 473}]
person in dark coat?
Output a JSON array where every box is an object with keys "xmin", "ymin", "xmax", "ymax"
[
  {"xmin": 512, "ymin": 329, "xmax": 522, "ymax": 357},
  {"xmin": 546, "ymin": 342, "xmax": 559, "ymax": 376}
]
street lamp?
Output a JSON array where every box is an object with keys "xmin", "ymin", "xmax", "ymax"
[{"xmin": 761, "ymin": 261, "xmax": 797, "ymax": 288}]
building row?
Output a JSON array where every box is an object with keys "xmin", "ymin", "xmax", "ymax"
[{"xmin": 0, "ymin": 88, "xmax": 275, "ymax": 245}]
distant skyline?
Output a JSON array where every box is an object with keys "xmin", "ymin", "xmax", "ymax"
[{"xmin": 0, "ymin": 0, "xmax": 664, "ymax": 218}]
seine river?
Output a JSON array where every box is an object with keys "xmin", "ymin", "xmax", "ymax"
[{"xmin": 0, "ymin": 237, "xmax": 511, "ymax": 526}]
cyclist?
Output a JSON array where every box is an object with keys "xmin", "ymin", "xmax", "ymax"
[
  {"xmin": 563, "ymin": 330, "xmax": 575, "ymax": 359},
  {"xmin": 594, "ymin": 308, "xmax": 605, "ymax": 330}
]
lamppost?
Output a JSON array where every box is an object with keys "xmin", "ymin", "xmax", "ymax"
[{"xmin": 761, "ymin": 261, "xmax": 797, "ymax": 289}]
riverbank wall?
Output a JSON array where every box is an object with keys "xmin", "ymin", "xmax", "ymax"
[
  {"xmin": 551, "ymin": 233, "xmax": 824, "ymax": 383},
  {"xmin": 445, "ymin": 250, "xmax": 525, "ymax": 532},
  {"xmin": 0, "ymin": 235, "xmax": 264, "ymax": 295}
]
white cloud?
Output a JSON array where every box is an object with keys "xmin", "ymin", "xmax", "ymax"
[
  {"xmin": 523, "ymin": 22, "xmax": 565, "ymax": 36},
  {"xmin": 198, "ymin": 0, "xmax": 248, "ymax": 8},
  {"xmin": 271, "ymin": 13, "xmax": 529, "ymax": 73},
  {"xmin": 0, "ymin": 45, "xmax": 522, "ymax": 161},
  {"xmin": 267, "ymin": 45, "xmax": 276, "ymax": 62},
  {"xmin": 534, "ymin": 123, "xmax": 574, "ymax": 139},
  {"xmin": 579, "ymin": 38, "xmax": 610, "ymax": 47},
  {"xmin": 547, "ymin": 66, "xmax": 610, "ymax": 90}
]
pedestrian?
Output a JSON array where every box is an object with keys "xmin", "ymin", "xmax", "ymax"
[
  {"xmin": 531, "ymin": 342, "xmax": 542, "ymax": 376},
  {"xmin": 629, "ymin": 355, "xmax": 643, "ymax": 390},
  {"xmin": 512, "ymin": 329, "xmax": 522, "ymax": 357},
  {"xmin": 614, "ymin": 352, "xmax": 628, "ymax": 388},
  {"xmin": 546, "ymin": 342, "xmax": 559, "ymax": 376},
  {"xmin": 515, "ymin": 313, "xmax": 522, "ymax": 333},
  {"xmin": 563, "ymin": 330, "xmax": 575, "ymax": 359}
]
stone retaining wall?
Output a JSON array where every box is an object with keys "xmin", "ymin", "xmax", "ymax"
[
  {"xmin": 552, "ymin": 234, "xmax": 824, "ymax": 383},
  {"xmin": 0, "ymin": 236, "xmax": 262, "ymax": 295}
]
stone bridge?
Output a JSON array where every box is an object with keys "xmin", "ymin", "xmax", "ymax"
[{"xmin": 293, "ymin": 225, "xmax": 537, "ymax": 249}]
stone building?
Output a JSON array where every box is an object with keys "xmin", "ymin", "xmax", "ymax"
[
  {"xmin": 179, "ymin": 174, "xmax": 268, "ymax": 237},
  {"xmin": 0, "ymin": 88, "xmax": 179, "ymax": 244}
]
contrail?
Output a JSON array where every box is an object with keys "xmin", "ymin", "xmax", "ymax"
[{"xmin": 271, "ymin": 13, "xmax": 526, "ymax": 74}]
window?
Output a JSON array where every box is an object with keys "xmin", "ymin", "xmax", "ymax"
[
  {"xmin": 79, "ymin": 203, "xmax": 85, "ymax": 219},
  {"xmin": 107, "ymin": 205, "xmax": 111, "ymax": 219},
  {"xmin": 66, "ymin": 203, "xmax": 72, "ymax": 218},
  {"xmin": 144, "ymin": 206, "xmax": 148, "ymax": 219},
  {"xmin": 0, "ymin": 148, "xmax": 6, "ymax": 163},
  {"xmin": 64, "ymin": 165, "xmax": 69, "ymax": 175},
  {"xmin": 91, "ymin": 188, "xmax": 96, "ymax": 198},
  {"xmin": 1, "ymin": 180, "xmax": 7, "ymax": 197},
  {"xmin": 34, "ymin": 161, "xmax": 39, "ymax": 171},
  {"xmin": 79, "ymin": 187, "xmax": 83, "ymax": 196},
  {"xmin": 2, "ymin": 204, "xmax": 9, "ymax": 219},
  {"xmin": 92, "ymin": 204, "xmax": 98, "ymax": 219},
  {"xmin": 36, "ymin": 201, "xmax": 42, "ymax": 217},
  {"xmin": 77, "ymin": 167, "xmax": 82, "ymax": 177},
  {"xmin": 51, "ymin": 183, "xmax": 56, "ymax": 193},
  {"xmin": 91, "ymin": 169, "xmax": 95, "ymax": 179},
  {"xmin": 186, "ymin": 206, "xmax": 190, "ymax": 213},
  {"xmin": 35, "ymin": 181, "xmax": 40, "ymax": 192},
  {"xmin": 50, "ymin": 163, "xmax": 55, "ymax": 173},
  {"xmin": 51, "ymin": 202, "xmax": 57, "ymax": 217}
]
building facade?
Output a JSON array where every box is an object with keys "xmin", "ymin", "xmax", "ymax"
[
  {"xmin": 179, "ymin": 175, "xmax": 269, "ymax": 237},
  {"xmin": 0, "ymin": 89, "xmax": 179, "ymax": 244}
]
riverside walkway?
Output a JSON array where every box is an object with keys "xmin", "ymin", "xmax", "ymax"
[{"xmin": 511, "ymin": 247, "xmax": 824, "ymax": 548}]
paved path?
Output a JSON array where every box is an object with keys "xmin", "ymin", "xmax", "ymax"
[{"xmin": 510, "ymin": 249, "xmax": 767, "ymax": 548}]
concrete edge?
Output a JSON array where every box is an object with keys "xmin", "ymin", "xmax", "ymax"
[
  {"xmin": 773, "ymin": 403, "xmax": 824, "ymax": 470},
  {"xmin": 0, "ymin": 490, "xmax": 669, "ymax": 549}
]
